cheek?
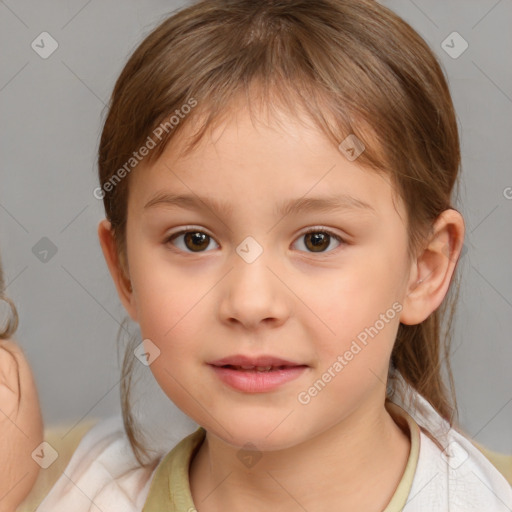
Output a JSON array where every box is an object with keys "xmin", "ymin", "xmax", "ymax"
[
  {"xmin": 323, "ymin": 264, "xmax": 399, "ymax": 326},
  {"xmin": 310, "ymin": 255, "xmax": 403, "ymax": 369},
  {"xmin": 129, "ymin": 253, "xmax": 213, "ymax": 362},
  {"xmin": 129, "ymin": 248, "xmax": 200, "ymax": 339}
]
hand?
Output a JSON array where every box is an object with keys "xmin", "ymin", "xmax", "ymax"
[{"xmin": 0, "ymin": 340, "xmax": 43, "ymax": 512}]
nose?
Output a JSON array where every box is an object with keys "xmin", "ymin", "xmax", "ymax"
[{"xmin": 217, "ymin": 250, "xmax": 291, "ymax": 331}]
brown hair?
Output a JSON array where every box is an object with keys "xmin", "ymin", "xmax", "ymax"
[
  {"xmin": 98, "ymin": 0, "xmax": 462, "ymax": 464},
  {"xmin": 0, "ymin": 254, "xmax": 22, "ymax": 405},
  {"xmin": 0, "ymin": 255, "xmax": 19, "ymax": 340}
]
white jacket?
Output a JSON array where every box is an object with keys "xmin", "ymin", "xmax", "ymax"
[{"xmin": 36, "ymin": 371, "xmax": 512, "ymax": 512}]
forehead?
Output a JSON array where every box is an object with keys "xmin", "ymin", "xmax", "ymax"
[{"xmin": 129, "ymin": 106, "xmax": 405, "ymax": 224}]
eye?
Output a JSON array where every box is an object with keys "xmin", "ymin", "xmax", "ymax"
[
  {"xmin": 165, "ymin": 228, "xmax": 219, "ymax": 253},
  {"xmin": 165, "ymin": 227, "xmax": 345, "ymax": 254},
  {"xmin": 293, "ymin": 227, "xmax": 345, "ymax": 253}
]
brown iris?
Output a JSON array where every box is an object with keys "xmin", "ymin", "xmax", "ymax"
[
  {"xmin": 304, "ymin": 232, "xmax": 331, "ymax": 252},
  {"xmin": 184, "ymin": 232, "xmax": 210, "ymax": 252}
]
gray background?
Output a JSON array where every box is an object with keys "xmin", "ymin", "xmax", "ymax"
[{"xmin": 0, "ymin": 0, "xmax": 511, "ymax": 453}]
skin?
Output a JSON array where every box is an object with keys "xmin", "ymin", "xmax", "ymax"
[
  {"xmin": 99, "ymin": 105, "xmax": 465, "ymax": 511},
  {"xmin": 0, "ymin": 339, "xmax": 43, "ymax": 512}
]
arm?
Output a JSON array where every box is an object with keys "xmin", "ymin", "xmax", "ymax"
[{"xmin": 0, "ymin": 339, "xmax": 43, "ymax": 512}]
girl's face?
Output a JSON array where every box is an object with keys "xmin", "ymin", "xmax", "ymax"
[{"xmin": 121, "ymin": 107, "xmax": 415, "ymax": 450}]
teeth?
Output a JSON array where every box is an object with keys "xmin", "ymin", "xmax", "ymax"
[{"xmin": 232, "ymin": 365, "xmax": 274, "ymax": 371}]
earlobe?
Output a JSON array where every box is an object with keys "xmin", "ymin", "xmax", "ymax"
[
  {"xmin": 97, "ymin": 219, "xmax": 138, "ymax": 321},
  {"xmin": 399, "ymin": 209, "xmax": 465, "ymax": 325}
]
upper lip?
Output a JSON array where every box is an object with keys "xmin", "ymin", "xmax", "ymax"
[{"xmin": 208, "ymin": 355, "xmax": 306, "ymax": 367}]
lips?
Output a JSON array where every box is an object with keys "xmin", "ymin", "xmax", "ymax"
[
  {"xmin": 208, "ymin": 355, "xmax": 306, "ymax": 371},
  {"xmin": 219, "ymin": 365, "xmax": 287, "ymax": 372},
  {"xmin": 208, "ymin": 355, "xmax": 309, "ymax": 392}
]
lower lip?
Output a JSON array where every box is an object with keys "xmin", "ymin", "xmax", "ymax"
[{"xmin": 209, "ymin": 365, "xmax": 308, "ymax": 393}]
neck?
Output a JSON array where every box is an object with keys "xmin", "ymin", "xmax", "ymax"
[{"xmin": 189, "ymin": 400, "xmax": 411, "ymax": 512}]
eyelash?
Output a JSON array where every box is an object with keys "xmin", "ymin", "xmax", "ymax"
[{"xmin": 164, "ymin": 226, "xmax": 346, "ymax": 255}]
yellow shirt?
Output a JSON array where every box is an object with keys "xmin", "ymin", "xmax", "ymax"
[
  {"xmin": 35, "ymin": 369, "xmax": 512, "ymax": 511},
  {"xmin": 143, "ymin": 400, "xmax": 420, "ymax": 512}
]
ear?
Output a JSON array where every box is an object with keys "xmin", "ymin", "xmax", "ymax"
[
  {"xmin": 97, "ymin": 219, "xmax": 138, "ymax": 322},
  {"xmin": 400, "ymin": 209, "xmax": 465, "ymax": 325}
]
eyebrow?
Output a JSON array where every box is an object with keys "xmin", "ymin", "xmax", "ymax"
[{"xmin": 143, "ymin": 192, "xmax": 377, "ymax": 218}]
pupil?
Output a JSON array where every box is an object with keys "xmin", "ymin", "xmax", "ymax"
[
  {"xmin": 306, "ymin": 232, "xmax": 329, "ymax": 252},
  {"xmin": 181, "ymin": 232, "xmax": 331, "ymax": 253},
  {"xmin": 185, "ymin": 232, "xmax": 209, "ymax": 251}
]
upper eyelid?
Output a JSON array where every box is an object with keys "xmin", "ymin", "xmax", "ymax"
[
  {"xmin": 165, "ymin": 226, "xmax": 346, "ymax": 246},
  {"xmin": 166, "ymin": 225, "xmax": 216, "ymax": 240},
  {"xmin": 166, "ymin": 225, "xmax": 344, "ymax": 237},
  {"xmin": 301, "ymin": 226, "xmax": 345, "ymax": 239}
]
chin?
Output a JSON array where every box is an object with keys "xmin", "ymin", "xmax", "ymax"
[{"xmin": 206, "ymin": 418, "xmax": 311, "ymax": 452}]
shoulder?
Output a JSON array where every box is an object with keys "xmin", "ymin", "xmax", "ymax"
[
  {"xmin": 407, "ymin": 427, "xmax": 512, "ymax": 511},
  {"xmin": 36, "ymin": 415, "xmax": 160, "ymax": 512},
  {"xmin": 388, "ymin": 370, "xmax": 512, "ymax": 510}
]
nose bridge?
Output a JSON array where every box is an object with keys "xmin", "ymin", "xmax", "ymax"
[{"xmin": 218, "ymin": 238, "xmax": 290, "ymax": 328}]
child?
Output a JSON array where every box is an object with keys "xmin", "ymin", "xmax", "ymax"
[
  {"xmin": 0, "ymin": 257, "xmax": 43, "ymax": 512},
  {"xmin": 37, "ymin": 0, "xmax": 512, "ymax": 510}
]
